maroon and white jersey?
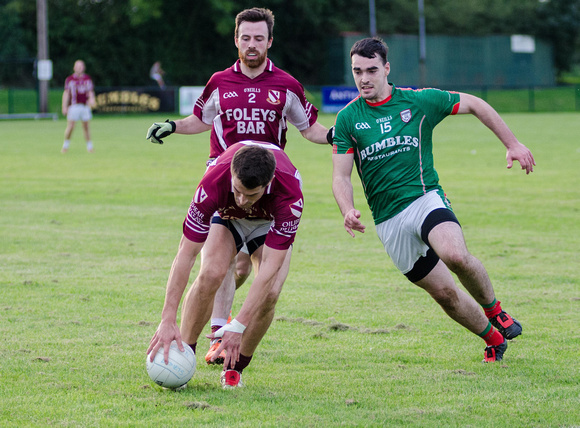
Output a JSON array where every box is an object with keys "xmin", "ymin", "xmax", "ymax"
[
  {"xmin": 193, "ymin": 59, "xmax": 319, "ymax": 158},
  {"xmin": 64, "ymin": 73, "xmax": 94, "ymax": 105},
  {"xmin": 183, "ymin": 141, "xmax": 304, "ymax": 250}
]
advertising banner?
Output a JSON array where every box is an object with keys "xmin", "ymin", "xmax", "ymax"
[
  {"xmin": 94, "ymin": 88, "xmax": 175, "ymax": 113},
  {"xmin": 321, "ymin": 86, "xmax": 359, "ymax": 113}
]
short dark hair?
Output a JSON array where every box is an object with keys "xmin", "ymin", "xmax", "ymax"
[
  {"xmin": 350, "ymin": 37, "xmax": 388, "ymax": 65},
  {"xmin": 231, "ymin": 144, "xmax": 276, "ymax": 189},
  {"xmin": 235, "ymin": 7, "xmax": 275, "ymax": 40}
]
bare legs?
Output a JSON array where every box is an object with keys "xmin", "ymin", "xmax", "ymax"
[
  {"xmin": 210, "ymin": 251, "xmax": 253, "ymax": 326},
  {"xmin": 62, "ymin": 120, "xmax": 92, "ymax": 152},
  {"xmin": 179, "ymin": 224, "xmax": 292, "ymax": 357},
  {"xmin": 414, "ymin": 221, "xmax": 495, "ymax": 334}
]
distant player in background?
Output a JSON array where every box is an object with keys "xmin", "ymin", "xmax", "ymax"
[
  {"xmin": 61, "ymin": 60, "xmax": 96, "ymax": 153},
  {"xmin": 147, "ymin": 142, "xmax": 305, "ymax": 388},
  {"xmin": 331, "ymin": 37, "xmax": 535, "ymax": 363},
  {"xmin": 146, "ymin": 8, "xmax": 331, "ymax": 367},
  {"xmin": 149, "ymin": 61, "xmax": 166, "ymax": 89}
]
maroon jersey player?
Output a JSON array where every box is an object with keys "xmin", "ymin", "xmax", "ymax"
[
  {"xmin": 193, "ymin": 58, "xmax": 320, "ymax": 158},
  {"xmin": 147, "ymin": 142, "xmax": 304, "ymax": 389},
  {"xmin": 61, "ymin": 60, "xmax": 96, "ymax": 153},
  {"xmin": 64, "ymin": 69, "xmax": 93, "ymax": 106},
  {"xmin": 146, "ymin": 9, "xmax": 328, "ymax": 153},
  {"xmin": 182, "ymin": 142, "xmax": 303, "ymax": 250},
  {"xmin": 146, "ymin": 7, "xmax": 331, "ymax": 373}
]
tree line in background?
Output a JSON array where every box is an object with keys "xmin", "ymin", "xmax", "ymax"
[{"xmin": 1, "ymin": 0, "xmax": 579, "ymax": 88}]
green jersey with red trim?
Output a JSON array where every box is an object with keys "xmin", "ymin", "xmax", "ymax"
[{"xmin": 333, "ymin": 84, "xmax": 460, "ymax": 224}]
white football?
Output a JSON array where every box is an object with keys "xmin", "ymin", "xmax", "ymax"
[{"xmin": 146, "ymin": 340, "xmax": 196, "ymax": 389}]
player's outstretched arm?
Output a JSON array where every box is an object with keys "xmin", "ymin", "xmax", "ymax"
[
  {"xmin": 147, "ymin": 235, "xmax": 203, "ymax": 364},
  {"xmin": 146, "ymin": 114, "xmax": 212, "ymax": 144},
  {"xmin": 173, "ymin": 114, "xmax": 213, "ymax": 135},
  {"xmin": 457, "ymin": 93, "xmax": 535, "ymax": 174},
  {"xmin": 332, "ymin": 153, "xmax": 366, "ymax": 237},
  {"xmin": 300, "ymin": 121, "xmax": 331, "ymax": 145}
]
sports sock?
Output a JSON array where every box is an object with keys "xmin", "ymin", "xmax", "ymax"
[
  {"xmin": 187, "ymin": 342, "xmax": 197, "ymax": 354},
  {"xmin": 211, "ymin": 318, "xmax": 229, "ymax": 332},
  {"xmin": 233, "ymin": 353, "xmax": 252, "ymax": 373},
  {"xmin": 62, "ymin": 140, "xmax": 70, "ymax": 149},
  {"xmin": 482, "ymin": 299, "xmax": 502, "ymax": 319},
  {"xmin": 478, "ymin": 322, "xmax": 504, "ymax": 346}
]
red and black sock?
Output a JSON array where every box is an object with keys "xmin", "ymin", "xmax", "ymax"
[
  {"xmin": 482, "ymin": 298, "xmax": 502, "ymax": 319},
  {"xmin": 478, "ymin": 322, "xmax": 504, "ymax": 347}
]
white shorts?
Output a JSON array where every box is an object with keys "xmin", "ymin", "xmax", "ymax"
[
  {"xmin": 375, "ymin": 190, "xmax": 452, "ymax": 275},
  {"xmin": 67, "ymin": 104, "xmax": 92, "ymax": 122},
  {"xmin": 239, "ymin": 243, "xmax": 249, "ymax": 255},
  {"xmin": 211, "ymin": 216, "xmax": 271, "ymax": 255}
]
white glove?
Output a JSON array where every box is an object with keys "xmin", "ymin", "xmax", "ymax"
[{"xmin": 146, "ymin": 120, "xmax": 176, "ymax": 144}]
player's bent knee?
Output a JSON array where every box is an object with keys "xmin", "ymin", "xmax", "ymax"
[
  {"xmin": 235, "ymin": 265, "xmax": 252, "ymax": 279},
  {"xmin": 260, "ymin": 288, "xmax": 282, "ymax": 312},
  {"xmin": 429, "ymin": 286, "xmax": 460, "ymax": 310},
  {"xmin": 443, "ymin": 252, "xmax": 472, "ymax": 274},
  {"xmin": 196, "ymin": 270, "xmax": 228, "ymax": 294}
]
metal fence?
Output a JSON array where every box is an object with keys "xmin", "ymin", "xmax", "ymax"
[
  {"xmin": 1, "ymin": 85, "xmax": 579, "ymax": 117},
  {"xmin": 333, "ymin": 34, "xmax": 556, "ymax": 89}
]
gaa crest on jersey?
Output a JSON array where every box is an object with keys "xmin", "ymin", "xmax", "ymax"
[
  {"xmin": 267, "ymin": 90, "xmax": 281, "ymax": 105},
  {"xmin": 194, "ymin": 186, "xmax": 208, "ymax": 204},
  {"xmin": 400, "ymin": 109, "xmax": 412, "ymax": 123},
  {"xmin": 289, "ymin": 198, "xmax": 304, "ymax": 218}
]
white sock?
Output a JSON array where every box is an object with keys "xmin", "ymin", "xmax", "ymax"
[
  {"xmin": 211, "ymin": 318, "xmax": 228, "ymax": 328},
  {"xmin": 62, "ymin": 140, "xmax": 70, "ymax": 149},
  {"xmin": 86, "ymin": 141, "xmax": 93, "ymax": 151}
]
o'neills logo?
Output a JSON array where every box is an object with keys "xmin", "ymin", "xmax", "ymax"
[
  {"xmin": 267, "ymin": 90, "xmax": 281, "ymax": 105},
  {"xmin": 400, "ymin": 109, "xmax": 412, "ymax": 123}
]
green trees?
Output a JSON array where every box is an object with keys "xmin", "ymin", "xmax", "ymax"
[
  {"xmin": 536, "ymin": 0, "xmax": 580, "ymax": 75},
  {"xmin": 1, "ymin": 0, "xmax": 578, "ymax": 87}
]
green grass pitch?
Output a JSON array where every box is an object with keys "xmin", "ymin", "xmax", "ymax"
[{"xmin": 0, "ymin": 113, "xmax": 578, "ymax": 426}]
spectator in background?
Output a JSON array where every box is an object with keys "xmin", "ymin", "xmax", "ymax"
[
  {"xmin": 150, "ymin": 61, "xmax": 166, "ymax": 89},
  {"xmin": 61, "ymin": 59, "xmax": 96, "ymax": 153}
]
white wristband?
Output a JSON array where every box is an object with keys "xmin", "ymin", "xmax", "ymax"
[{"xmin": 213, "ymin": 318, "xmax": 247, "ymax": 338}]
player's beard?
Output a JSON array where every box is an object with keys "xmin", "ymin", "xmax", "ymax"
[{"xmin": 239, "ymin": 48, "xmax": 268, "ymax": 69}]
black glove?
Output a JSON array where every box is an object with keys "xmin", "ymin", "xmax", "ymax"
[
  {"xmin": 146, "ymin": 119, "xmax": 176, "ymax": 144},
  {"xmin": 326, "ymin": 126, "xmax": 335, "ymax": 146}
]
